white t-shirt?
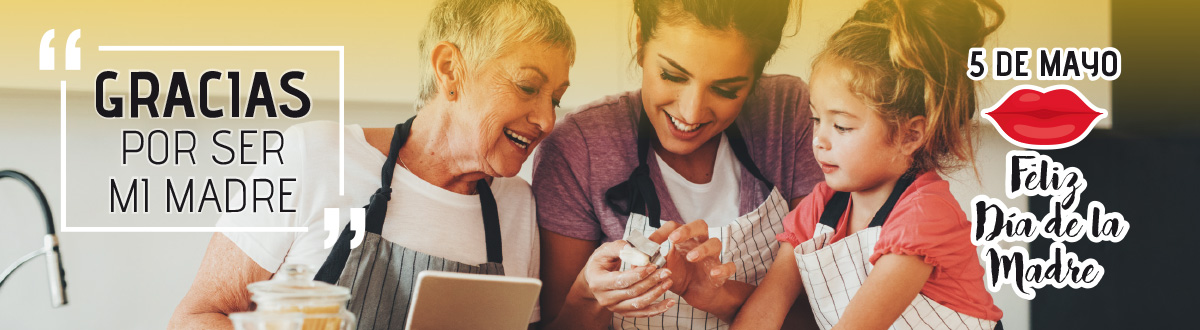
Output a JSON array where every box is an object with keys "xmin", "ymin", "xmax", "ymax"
[
  {"xmin": 655, "ymin": 133, "xmax": 743, "ymax": 230},
  {"xmin": 216, "ymin": 121, "xmax": 540, "ymax": 322}
]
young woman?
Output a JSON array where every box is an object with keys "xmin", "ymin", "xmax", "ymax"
[{"xmin": 534, "ymin": 0, "xmax": 822, "ymax": 328}]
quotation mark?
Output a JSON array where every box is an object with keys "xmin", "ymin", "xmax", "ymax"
[
  {"xmin": 40, "ymin": 29, "xmax": 82, "ymax": 71},
  {"xmin": 324, "ymin": 208, "xmax": 364, "ymax": 249}
]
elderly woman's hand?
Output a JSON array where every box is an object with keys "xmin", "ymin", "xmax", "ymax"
[
  {"xmin": 649, "ymin": 220, "xmax": 739, "ymax": 311},
  {"xmin": 580, "ymin": 240, "xmax": 678, "ymax": 317}
]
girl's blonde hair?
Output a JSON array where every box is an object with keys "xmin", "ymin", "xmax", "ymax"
[{"xmin": 815, "ymin": 0, "xmax": 1004, "ymax": 175}]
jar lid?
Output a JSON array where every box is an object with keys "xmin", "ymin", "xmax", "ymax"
[{"xmin": 247, "ymin": 264, "xmax": 351, "ymax": 302}]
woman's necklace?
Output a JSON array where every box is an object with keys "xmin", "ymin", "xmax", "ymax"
[{"xmin": 397, "ymin": 153, "xmax": 410, "ymax": 170}]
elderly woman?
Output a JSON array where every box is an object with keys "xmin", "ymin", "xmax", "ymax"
[
  {"xmin": 168, "ymin": 0, "xmax": 573, "ymax": 329},
  {"xmin": 535, "ymin": 0, "xmax": 820, "ymax": 329}
]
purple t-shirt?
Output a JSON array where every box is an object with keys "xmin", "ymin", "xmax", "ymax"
[{"xmin": 532, "ymin": 74, "xmax": 823, "ymax": 242}]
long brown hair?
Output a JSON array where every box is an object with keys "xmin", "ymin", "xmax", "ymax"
[
  {"xmin": 634, "ymin": 0, "xmax": 796, "ymax": 77},
  {"xmin": 815, "ymin": 0, "xmax": 1004, "ymax": 175}
]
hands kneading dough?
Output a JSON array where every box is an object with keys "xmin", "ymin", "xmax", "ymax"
[
  {"xmin": 618, "ymin": 245, "xmax": 651, "ymax": 266},
  {"xmin": 619, "ymin": 229, "xmax": 671, "ymax": 267},
  {"xmin": 618, "ymin": 242, "xmax": 671, "ymax": 267}
]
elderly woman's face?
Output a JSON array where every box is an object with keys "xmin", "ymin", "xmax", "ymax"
[
  {"xmin": 639, "ymin": 21, "xmax": 756, "ymax": 157},
  {"xmin": 457, "ymin": 42, "xmax": 571, "ymax": 177}
]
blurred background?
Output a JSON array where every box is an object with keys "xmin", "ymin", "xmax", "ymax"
[{"xmin": 1, "ymin": 0, "xmax": 1193, "ymax": 328}]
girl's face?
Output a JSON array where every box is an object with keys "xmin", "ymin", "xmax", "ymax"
[
  {"xmin": 808, "ymin": 62, "xmax": 913, "ymax": 193},
  {"xmin": 638, "ymin": 21, "xmax": 756, "ymax": 156}
]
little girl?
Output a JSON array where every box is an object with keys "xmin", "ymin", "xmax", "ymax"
[{"xmin": 732, "ymin": 0, "xmax": 1005, "ymax": 329}]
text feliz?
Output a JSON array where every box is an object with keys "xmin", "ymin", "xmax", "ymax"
[{"xmin": 970, "ymin": 150, "xmax": 1129, "ymax": 300}]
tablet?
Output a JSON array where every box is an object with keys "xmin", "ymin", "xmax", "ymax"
[{"xmin": 405, "ymin": 270, "xmax": 541, "ymax": 330}]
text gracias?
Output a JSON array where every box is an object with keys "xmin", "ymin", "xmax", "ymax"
[{"xmin": 99, "ymin": 70, "xmax": 310, "ymax": 214}]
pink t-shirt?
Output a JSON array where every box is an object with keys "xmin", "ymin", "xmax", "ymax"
[{"xmin": 777, "ymin": 172, "xmax": 1004, "ymax": 321}]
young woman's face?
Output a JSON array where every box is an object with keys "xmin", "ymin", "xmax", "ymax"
[
  {"xmin": 457, "ymin": 42, "xmax": 571, "ymax": 178},
  {"xmin": 808, "ymin": 62, "xmax": 910, "ymax": 192},
  {"xmin": 639, "ymin": 21, "xmax": 756, "ymax": 156}
]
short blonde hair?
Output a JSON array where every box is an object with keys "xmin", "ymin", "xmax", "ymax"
[{"xmin": 416, "ymin": 0, "xmax": 576, "ymax": 109}]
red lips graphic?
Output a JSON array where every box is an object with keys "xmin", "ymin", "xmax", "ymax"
[{"xmin": 981, "ymin": 85, "xmax": 1108, "ymax": 149}]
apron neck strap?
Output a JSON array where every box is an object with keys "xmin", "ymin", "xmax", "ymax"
[
  {"xmin": 379, "ymin": 116, "xmax": 415, "ymax": 188},
  {"xmin": 363, "ymin": 116, "xmax": 417, "ymax": 235},
  {"xmin": 317, "ymin": 116, "xmax": 415, "ymax": 284},
  {"xmin": 602, "ymin": 110, "xmax": 664, "ymax": 227},
  {"xmin": 318, "ymin": 116, "xmax": 504, "ymax": 284},
  {"xmin": 604, "ymin": 109, "xmax": 774, "ymax": 228},
  {"xmin": 368, "ymin": 116, "xmax": 503, "ymax": 263},
  {"xmin": 818, "ymin": 174, "xmax": 918, "ymax": 230},
  {"xmin": 867, "ymin": 174, "xmax": 916, "ymax": 227},
  {"xmin": 723, "ymin": 120, "xmax": 774, "ymax": 191},
  {"xmin": 615, "ymin": 109, "xmax": 663, "ymax": 226},
  {"xmin": 476, "ymin": 179, "xmax": 503, "ymax": 263}
]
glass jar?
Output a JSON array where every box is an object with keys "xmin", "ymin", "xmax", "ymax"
[
  {"xmin": 228, "ymin": 311, "xmax": 304, "ymax": 330},
  {"xmin": 246, "ymin": 264, "xmax": 356, "ymax": 330}
]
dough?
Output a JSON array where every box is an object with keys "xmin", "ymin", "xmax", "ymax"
[{"xmin": 620, "ymin": 245, "xmax": 651, "ymax": 267}]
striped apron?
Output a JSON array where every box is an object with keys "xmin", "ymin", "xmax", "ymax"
[
  {"xmin": 794, "ymin": 175, "xmax": 1001, "ymax": 330},
  {"xmin": 605, "ymin": 110, "xmax": 788, "ymax": 329},
  {"xmin": 314, "ymin": 115, "xmax": 506, "ymax": 330}
]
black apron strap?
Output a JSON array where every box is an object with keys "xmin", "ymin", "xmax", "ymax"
[
  {"xmin": 314, "ymin": 223, "xmax": 357, "ymax": 284},
  {"xmin": 867, "ymin": 174, "xmax": 916, "ymax": 227},
  {"xmin": 817, "ymin": 174, "xmax": 918, "ymax": 231},
  {"xmin": 604, "ymin": 110, "xmax": 663, "ymax": 227},
  {"xmin": 604, "ymin": 110, "xmax": 777, "ymax": 228},
  {"xmin": 724, "ymin": 121, "xmax": 774, "ymax": 191},
  {"xmin": 316, "ymin": 116, "xmax": 415, "ymax": 284},
  {"xmin": 364, "ymin": 116, "xmax": 415, "ymax": 235},
  {"xmin": 818, "ymin": 191, "xmax": 852, "ymax": 230},
  {"xmin": 477, "ymin": 179, "xmax": 503, "ymax": 263},
  {"xmin": 317, "ymin": 115, "xmax": 504, "ymax": 283}
]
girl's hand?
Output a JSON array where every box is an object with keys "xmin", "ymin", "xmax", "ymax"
[
  {"xmin": 730, "ymin": 241, "xmax": 819, "ymax": 330},
  {"xmin": 581, "ymin": 240, "xmax": 678, "ymax": 318},
  {"xmin": 649, "ymin": 220, "xmax": 738, "ymax": 309}
]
